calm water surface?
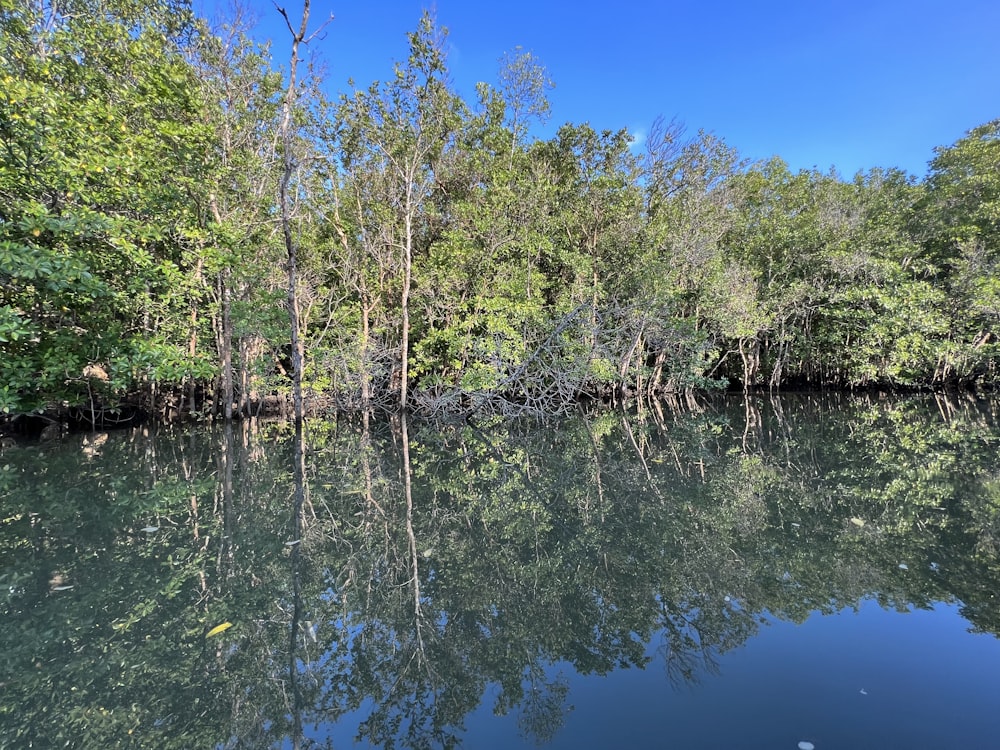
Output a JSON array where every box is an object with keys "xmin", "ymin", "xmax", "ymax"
[{"xmin": 2, "ymin": 393, "xmax": 1000, "ymax": 748}]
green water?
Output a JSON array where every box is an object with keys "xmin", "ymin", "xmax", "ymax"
[{"xmin": 2, "ymin": 393, "xmax": 1000, "ymax": 749}]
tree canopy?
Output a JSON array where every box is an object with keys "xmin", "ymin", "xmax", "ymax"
[{"xmin": 2, "ymin": 1, "xmax": 997, "ymax": 428}]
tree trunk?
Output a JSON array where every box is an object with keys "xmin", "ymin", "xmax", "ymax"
[
  {"xmin": 188, "ymin": 256, "xmax": 204, "ymax": 415},
  {"xmin": 400, "ymin": 188, "xmax": 414, "ymax": 411},
  {"xmin": 361, "ymin": 292, "xmax": 372, "ymax": 410},
  {"xmin": 276, "ymin": 0, "xmax": 312, "ymax": 424},
  {"xmin": 221, "ymin": 268, "xmax": 233, "ymax": 420},
  {"xmin": 210, "ymin": 196, "xmax": 234, "ymax": 421}
]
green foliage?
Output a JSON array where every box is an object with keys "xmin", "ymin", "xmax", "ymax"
[
  {"xmin": 0, "ymin": 0, "xmax": 219, "ymax": 415},
  {"xmin": 3, "ymin": 2, "xmax": 999, "ymax": 423}
]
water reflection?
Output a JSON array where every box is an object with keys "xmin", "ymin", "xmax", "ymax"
[{"xmin": 1, "ymin": 393, "xmax": 999, "ymax": 747}]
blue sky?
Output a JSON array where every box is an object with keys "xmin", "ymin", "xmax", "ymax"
[{"xmin": 197, "ymin": 0, "xmax": 999, "ymax": 179}]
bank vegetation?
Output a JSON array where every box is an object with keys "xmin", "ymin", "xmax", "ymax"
[{"xmin": 2, "ymin": 0, "xmax": 998, "ymax": 431}]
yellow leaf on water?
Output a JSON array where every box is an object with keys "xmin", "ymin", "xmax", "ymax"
[{"xmin": 206, "ymin": 622, "xmax": 233, "ymax": 638}]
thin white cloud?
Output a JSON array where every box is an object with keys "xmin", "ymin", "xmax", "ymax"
[{"xmin": 629, "ymin": 127, "xmax": 647, "ymax": 151}]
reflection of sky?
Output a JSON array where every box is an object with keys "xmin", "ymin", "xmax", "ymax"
[{"xmin": 314, "ymin": 599, "xmax": 1000, "ymax": 749}]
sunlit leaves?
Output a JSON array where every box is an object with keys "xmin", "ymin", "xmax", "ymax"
[{"xmin": 0, "ymin": 0, "xmax": 224, "ymax": 416}]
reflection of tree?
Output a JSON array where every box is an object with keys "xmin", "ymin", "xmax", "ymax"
[
  {"xmin": 2, "ymin": 393, "xmax": 1000, "ymax": 747},
  {"xmin": 657, "ymin": 600, "xmax": 723, "ymax": 689},
  {"xmin": 515, "ymin": 666, "xmax": 570, "ymax": 745},
  {"xmin": 287, "ymin": 420, "xmax": 308, "ymax": 748}
]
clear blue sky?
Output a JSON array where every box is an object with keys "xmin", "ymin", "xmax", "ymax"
[{"xmin": 197, "ymin": 0, "xmax": 999, "ymax": 179}]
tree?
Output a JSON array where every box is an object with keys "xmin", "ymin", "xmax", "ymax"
[
  {"xmin": 333, "ymin": 11, "xmax": 463, "ymax": 411},
  {"xmin": 641, "ymin": 122, "xmax": 745, "ymax": 392},
  {"xmin": 188, "ymin": 7, "xmax": 284, "ymax": 419},
  {"xmin": 497, "ymin": 46, "xmax": 553, "ymax": 169},
  {"xmin": 0, "ymin": 0, "xmax": 215, "ymax": 419},
  {"xmin": 275, "ymin": 1, "xmax": 312, "ymax": 424},
  {"xmin": 919, "ymin": 119, "xmax": 1000, "ymax": 382}
]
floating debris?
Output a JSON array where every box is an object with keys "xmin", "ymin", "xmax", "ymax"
[
  {"xmin": 141, "ymin": 526, "xmax": 159, "ymax": 533},
  {"xmin": 798, "ymin": 742, "xmax": 816, "ymax": 750},
  {"xmin": 850, "ymin": 517, "xmax": 866, "ymax": 528},
  {"xmin": 51, "ymin": 585, "xmax": 74, "ymax": 591},
  {"xmin": 929, "ymin": 562, "xmax": 940, "ymax": 572},
  {"xmin": 791, "ymin": 522, "xmax": 800, "ymax": 527},
  {"xmin": 898, "ymin": 563, "xmax": 909, "ymax": 570},
  {"xmin": 860, "ymin": 688, "xmax": 868, "ymax": 695},
  {"xmin": 285, "ymin": 540, "xmax": 301, "ymax": 546},
  {"xmin": 206, "ymin": 622, "xmax": 233, "ymax": 638}
]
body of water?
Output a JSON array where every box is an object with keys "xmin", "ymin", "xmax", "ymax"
[{"xmin": 2, "ymin": 393, "xmax": 999, "ymax": 748}]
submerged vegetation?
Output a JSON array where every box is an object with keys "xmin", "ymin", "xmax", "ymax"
[{"xmin": 2, "ymin": 0, "xmax": 999, "ymax": 429}]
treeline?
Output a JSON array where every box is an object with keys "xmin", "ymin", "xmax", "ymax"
[{"xmin": 2, "ymin": 0, "xmax": 998, "ymax": 424}]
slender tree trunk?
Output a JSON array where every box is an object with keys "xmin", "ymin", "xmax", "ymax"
[
  {"xmin": 210, "ymin": 197, "xmax": 234, "ymax": 420},
  {"xmin": 238, "ymin": 336, "xmax": 251, "ymax": 416},
  {"xmin": 276, "ymin": 1, "xmax": 312, "ymax": 424},
  {"xmin": 221, "ymin": 268, "xmax": 233, "ymax": 419},
  {"xmin": 400, "ymin": 188, "xmax": 414, "ymax": 411},
  {"xmin": 188, "ymin": 256, "xmax": 204, "ymax": 414},
  {"xmin": 333, "ymin": 192, "xmax": 372, "ymax": 411},
  {"xmin": 282, "ymin": 218, "xmax": 304, "ymax": 422},
  {"xmin": 361, "ymin": 293, "xmax": 371, "ymax": 409}
]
